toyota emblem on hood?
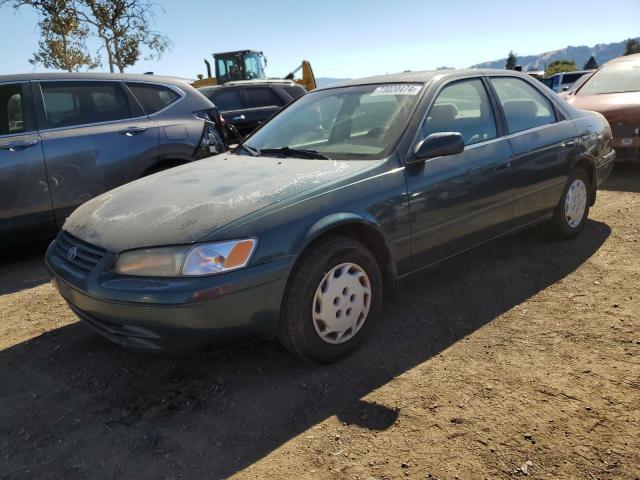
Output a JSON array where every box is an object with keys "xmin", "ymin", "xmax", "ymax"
[{"xmin": 67, "ymin": 246, "xmax": 78, "ymax": 261}]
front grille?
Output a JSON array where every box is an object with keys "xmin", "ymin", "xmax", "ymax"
[{"xmin": 53, "ymin": 231, "xmax": 106, "ymax": 276}]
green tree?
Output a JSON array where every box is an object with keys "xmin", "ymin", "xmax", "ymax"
[
  {"xmin": 77, "ymin": 0, "xmax": 171, "ymax": 73},
  {"xmin": 624, "ymin": 38, "xmax": 640, "ymax": 56},
  {"xmin": 505, "ymin": 51, "xmax": 518, "ymax": 70},
  {"xmin": 583, "ymin": 56, "xmax": 599, "ymax": 70},
  {"xmin": 2, "ymin": 0, "xmax": 170, "ymax": 73},
  {"xmin": 545, "ymin": 60, "xmax": 577, "ymax": 77},
  {"xmin": 29, "ymin": 0, "xmax": 99, "ymax": 71}
]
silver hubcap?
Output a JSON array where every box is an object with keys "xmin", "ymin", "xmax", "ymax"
[
  {"xmin": 565, "ymin": 179, "xmax": 587, "ymax": 228},
  {"xmin": 312, "ymin": 262, "xmax": 371, "ymax": 344}
]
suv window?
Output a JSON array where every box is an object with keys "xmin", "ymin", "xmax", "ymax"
[
  {"xmin": 245, "ymin": 87, "xmax": 281, "ymax": 108},
  {"xmin": 283, "ymin": 85, "xmax": 306, "ymax": 100},
  {"xmin": 128, "ymin": 83, "xmax": 180, "ymax": 115},
  {"xmin": 490, "ymin": 77, "xmax": 556, "ymax": 133},
  {"xmin": 0, "ymin": 83, "xmax": 25, "ymax": 135},
  {"xmin": 211, "ymin": 89, "xmax": 243, "ymax": 111},
  {"xmin": 41, "ymin": 81, "xmax": 131, "ymax": 128},
  {"xmin": 422, "ymin": 79, "xmax": 497, "ymax": 146}
]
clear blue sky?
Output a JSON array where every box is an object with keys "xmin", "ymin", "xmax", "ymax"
[{"xmin": 1, "ymin": 0, "xmax": 638, "ymax": 79}]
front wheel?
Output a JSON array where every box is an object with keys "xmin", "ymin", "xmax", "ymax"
[
  {"xmin": 547, "ymin": 168, "xmax": 591, "ymax": 239},
  {"xmin": 278, "ymin": 236, "xmax": 382, "ymax": 363}
]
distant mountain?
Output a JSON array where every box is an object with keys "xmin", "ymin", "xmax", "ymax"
[
  {"xmin": 315, "ymin": 77, "xmax": 350, "ymax": 88},
  {"xmin": 472, "ymin": 37, "xmax": 640, "ymax": 71}
]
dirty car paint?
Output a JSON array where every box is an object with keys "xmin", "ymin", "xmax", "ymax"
[{"xmin": 64, "ymin": 155, "xmax": 379, "ymax": 252}]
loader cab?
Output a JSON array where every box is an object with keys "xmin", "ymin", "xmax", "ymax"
[{"xmin": 214, "ymin": 50, "xmax": 267, "ymax": 84}]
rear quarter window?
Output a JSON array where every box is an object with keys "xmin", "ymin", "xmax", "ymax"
[{"xmin": 127, "ymin": 83, "xmax": 181, "ymax": 115}]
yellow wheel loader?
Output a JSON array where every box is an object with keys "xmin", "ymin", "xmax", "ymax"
[{"xmin": 192, "ymin": 50, "xmax": 316, "ymax": 91}]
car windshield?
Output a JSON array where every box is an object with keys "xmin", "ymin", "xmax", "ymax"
[
  {"xmin": 578, "ymin": 60, "xmax": 640, "ymax": 95},
  {"xmin": 242, "ymin": 83, "xmax": 424, "ymax": 160}
]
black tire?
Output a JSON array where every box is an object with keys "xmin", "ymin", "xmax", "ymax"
[
  {"xmin": 278, "ymin": 236, "xmax": 383, "ymax": 364},
  {"xmin": 547, "ymin": 168, "xmax": 591, "ymax": 239}
]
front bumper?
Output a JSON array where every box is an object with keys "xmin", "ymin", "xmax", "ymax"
[{"xmin": 46, "ymin": 235, "xmax": 294, "ymax": 351}]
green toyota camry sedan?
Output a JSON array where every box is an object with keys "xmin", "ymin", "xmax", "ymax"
[{"xmin": 46, "ymin": 70, "xmax": 615, "ymax": 363}]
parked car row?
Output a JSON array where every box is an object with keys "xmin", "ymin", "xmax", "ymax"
[
  {"xmin": 0, "ymin": 73, "xmax": 227, "ymax": 246},
  {"xmin": 198, "ymin": 79, "xmax": 306, "ymax": 138},
  {"xmin": 564, "ymin": 53, "xmax": 640, "ymax": 163},
  {"xmin": 6, "ymin": 48, "xmax": 639, "ymax": 361},
  {"xmin": 44, "ymin": 69, "xmax": 616, "ymax": 362},
  {"xmin": 542, "ymin": 69, "xmax": 594, "ymax": 93}
]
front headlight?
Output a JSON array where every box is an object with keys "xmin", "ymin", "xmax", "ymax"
[{"xmin": 115, "ymin": 239, "xmax": 257, "ymax": 277}]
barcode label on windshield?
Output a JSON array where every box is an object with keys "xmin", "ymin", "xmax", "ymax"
[{"xmin": 371, "ymin": 85, "xmax": 422, "ymax": 96}]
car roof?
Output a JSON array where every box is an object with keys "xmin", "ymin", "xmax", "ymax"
[
  {"xmin": 547, "ymin": 70, "xmax": 594, "ymax": 78},
  {"xmin": 0, "ymin": 72, "xmax": 192, "ymax": 87},
  {"xmin": 608, "ymin": 53, "xmax": 640, "ymax": 64},
  {"xmin": 197, "ymin": 79, "xmax": 300, "ymax": 92},
  {"xmin": 316, "ymin": 69, "xmax": 529, "ymax": 90}
]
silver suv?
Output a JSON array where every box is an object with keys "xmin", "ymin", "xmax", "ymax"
[{"xmin": 0, "ymin": 73, "xmax": 226, "ymax": 246}]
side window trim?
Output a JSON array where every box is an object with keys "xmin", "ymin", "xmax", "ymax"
[
  {"xmin": 0, "ymin": 81, "xmax": 37, "ymax": 137},
  {"xmin": 481, "ymin": 76, "xmax": 508, "ymax": 138},
  {"xmin": 32, "ymin": 79, "xmax": 164, "ymax": 132}
]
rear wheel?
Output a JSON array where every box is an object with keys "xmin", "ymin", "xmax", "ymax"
[
  {"xmin": 547, "ymin": 168, "xmax": 590, "ymax": 239},
  {"xmin": 278, "ymin": 236, "xmax": 382, "ymax": 363}
]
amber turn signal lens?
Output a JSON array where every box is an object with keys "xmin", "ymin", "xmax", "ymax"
[{"xmin": 225, "ymin": 240, "xmax": 256, "ymax": 268}]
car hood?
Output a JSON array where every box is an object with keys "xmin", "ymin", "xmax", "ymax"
[
  {"xmin": 566, "ymin": 91, "xmax": 640, "ymax": 123},
  {"xmin": 64, "ymin": 154, "xmax": 378, "ymax": 252}
]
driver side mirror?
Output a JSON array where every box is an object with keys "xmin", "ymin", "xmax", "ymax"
[{"xmin": 411, "ymin": 132, "xmax": 464, "ymax": 162}]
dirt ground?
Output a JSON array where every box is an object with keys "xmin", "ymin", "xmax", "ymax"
[{"xmin": 0, "ymin": 165, "xmax": 639, "ymax": 480}]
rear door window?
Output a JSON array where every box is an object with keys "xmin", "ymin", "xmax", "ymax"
[
  {"xmin": 211, "ymin": 89, "xmax": 243, "ymax": 111},
  {"xmin": 40, "ymin": 81, "xmax": 131, "ymax": 128},
  {"xmin": 490, "ymin": 77, "xmax": 556, "ymax": 134},
  {"xmin": 0, "ymin": 83, "xmax": 25, "ymax": 135},
  {"xmin": 127, "ymin": 83, "xmax": 180, "ymax": 115},
  {"xmin": 244, "ymin": 87, "xmax": 281, "ymax": 108}
]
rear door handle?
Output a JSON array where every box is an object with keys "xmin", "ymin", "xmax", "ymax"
[
  {"xmin": 562, "ymin": 140, "xmax": 576, "ymax": 148},
  {"xmin": 0, "ymin": 140, "xmax": 39, "ymax": 151},
  {"xmin": 232, "ymin": 115, "xmax": 246, "ymax": 121},
  {"xmin": 495, "ymin": 161, "xmax": 512, "ymax": 172},
  {"xmin": 119, "ymin": 127, "xmax": 147, "ymax": 136}
]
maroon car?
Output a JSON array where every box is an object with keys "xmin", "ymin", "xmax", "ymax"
[{"xmin": 565, "ymin": 53, "xmax": 640, "ymax": 162}]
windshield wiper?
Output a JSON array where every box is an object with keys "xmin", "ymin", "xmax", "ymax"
[
  {"xmin": 236, "ymin": 143, "xmax": 260, "ymax": 157},
  {"xmin": 258, "ymin": 147, "xmax": 331, "ymax": 160}
]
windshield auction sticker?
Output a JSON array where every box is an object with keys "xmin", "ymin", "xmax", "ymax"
[{"xmin": 371, "ymin": 84, "xmax": 422, "ymax": 96}]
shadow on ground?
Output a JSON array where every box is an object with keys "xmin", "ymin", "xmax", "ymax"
[
  {"xmin": 0, "ymin": 219, "xmax": 611, "ymax": 479},
  {"xmin": 0, "ymin": 240, "xmax": 50, "ymax": 295},
  {"xmin": 601, "ymin": 162, "xmax": 640, "ymax": 193}
]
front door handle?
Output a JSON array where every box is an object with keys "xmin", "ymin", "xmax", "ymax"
[
  {"xmin": 0, "ymin": 140, "xmax": 39, "ymax": 151},
  {"xmin": 119, "ymin": 127, "xmax": 147, "ymax": 136},
  {"xmin": 232, "ymin": 115, "xmax": 246, "ymax": 121},
  {"xmin": 494, "ymin": 161, "xmax": 512, "ymax": 172}
]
